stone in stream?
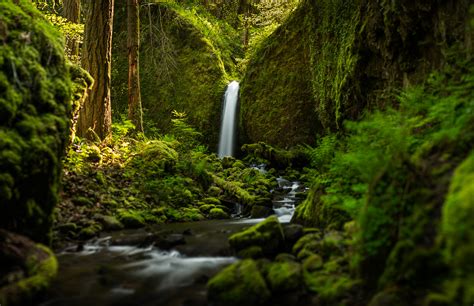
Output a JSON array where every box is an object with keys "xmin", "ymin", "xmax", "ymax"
[
  {"xmin": 250, "ymin": 205, "xmax": 273, "ymax": 218},
  {"xmin": 229, "ymin": 215, "xmax": 285, "ymax": 258}
]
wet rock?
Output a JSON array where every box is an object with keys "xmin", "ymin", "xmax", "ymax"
[
  {"xmin": 94, "ymin": 214, "xmax": 124, "ymax": 231},
  {"xmin": 229, "ymin": 215, "xmax": 285, "ymax": 257},
  {"xmin": 250, "ymin": 205, "xmax": 273, "ymax": 218},
  {"xmin": 207, "ymin": 259, "xmax": 270, "ymax": 306},
  {"xmin": 283, "ymin": 224, "xmax": 304, "ymax": 247},
  {"xmin": 182, "ymin": 229, "xmax": 193, "ymax": 236},
  {"xmin": 154, "ymin": 233, "xmax": 186, "ymax": 250}
]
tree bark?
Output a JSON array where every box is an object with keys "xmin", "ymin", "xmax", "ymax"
[
  {"xmin": 77, "ymin": 0, "xmax": 114, "ymax": 141},
  {"xmin": 63, "ymin": 0, "xmax": 81, "ymax": 59},
  {"xmin": 127, "ymin": 0, "xmax": 144, "ymax": 133}
]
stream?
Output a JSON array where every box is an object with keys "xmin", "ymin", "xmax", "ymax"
[{"xmin": 41, "ymin": 179, "xmax": 305, "ymax": 306}]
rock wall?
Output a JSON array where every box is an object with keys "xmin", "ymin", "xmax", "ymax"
[
  {"xmin": 0, "ymin": 0, "xmax": 73, "ymax": 243},
  {"xmin": 240, "ymin": 0, "xmax": 472, "ymax": 147}
]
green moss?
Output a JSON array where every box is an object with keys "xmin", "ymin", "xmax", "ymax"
[
  {"xmin": 202, "ymin": 197, "xmax": 221, "ymax": 206},
  {"xmin": 199, "ymin": 204, "xmax": 216, "ymax": 214},
  {"xmin": 266, "ymin": 261, "xmax": 302, "ymax": 292},
  {"xmin": 237, "ymin": 246, "xmax": 264, "ymax": 259},
  {"xmin": 79, "ymin": 223, "xmax": 102, "ymax": 239},
  {"xmin": 434, "ymin": 153, "xmax": 474, "ymax": 305},
  {"xmin": 229, "ymin": 215, "xmax": 285, "ymax": 257},
  {"xmin": 207, "ymin": 259, "xmax": 271, "ymax": 306},
  {"xmin": 209, "ymin": 208, "xmax": 229, "ymax": 219},
  {"xmin": 0, "ymin": 0, "xmax": 73, "ymax": 243},
  {"xmin": 0, "ymin": 244, "xmax": 58, "ymax": 305},
  {"xmin": 117, "ymin": 209, "xmax": 146, "ymax": 228}
]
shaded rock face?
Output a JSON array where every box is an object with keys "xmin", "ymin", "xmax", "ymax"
[
  {"xmin": 0, "ymin": 0, "xmax": 72, "ymax": 243},
  {"xmin": 112, "ymin": 1, "xmax": 240, "ymax": 147},
  {"xmin": 240, "ymin": 0, "xmax": 472, "ymax": 147},
  {"xmin": 240, "ymin": 4, "xmax": 320, "ymax": 148}
]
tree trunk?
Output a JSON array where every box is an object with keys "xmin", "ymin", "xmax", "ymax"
[
  {"xmin": 63, "ymin": 0, "xmax": 81, "ymax": 59},
  {"xmin": 77, "ymin": 0, "xmax": 114, "ymax": 141},
  {"xmin": 127, "ymin": 0, "xmax": 144, "ymax": 133}
]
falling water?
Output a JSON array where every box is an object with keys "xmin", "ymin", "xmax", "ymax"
[{"xmin": 218, "ymin": 81, "xmax": 240, "ymax": 158}]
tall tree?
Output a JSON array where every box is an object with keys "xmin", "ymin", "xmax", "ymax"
[
  {"xmin": 77, "ymin": 0, "xmax": 115, "ymax": 140},
  {"xmin": 63, "ymin": 0, "xmax": 81, "ymax": 59},
  {"xmin": 127, "ymin": 0, "xmax": 144, "ymax": 132}
]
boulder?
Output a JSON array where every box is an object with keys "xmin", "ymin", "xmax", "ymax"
[
  {"xmin": 207, "ymin": 259, "xmax": 270, "ymax": 306},
  {"xmin": 229, "ymin": 215, "xmax": 285, "ymax": 257}
]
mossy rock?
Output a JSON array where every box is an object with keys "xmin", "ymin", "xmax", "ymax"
[
  {"xmin": 229, "ymin": 215, "xmax": 285, "ymax": 257},
  {"xmin": 265, "ymin": 261, "xmax": 303, "ymax": 293},
  {"xmin": 0, "ymin": 230, "xmax": 58, "ymax": 305},
  {"xmin": 202, "ymin": 197, "xmax": 221, "ymax": 206},
  {"xmin": 292, "ymin": 233, "xmax": 322, "ymax": 256},
  {"xmin": 207, "ymin": 186, "xmax": 222, "ymax": 197},
  {"xmin": 237, "ymin": 246, "xmax": 264, "ymax": 259},
  {"xmin": 207, "ymin": 259, "xmax": 271, "ymax": 306},
  {"xmin": 72, "ymin": 196, "xmax": 94, "ymax": 207},
  {"xmin": 94, "ymin": 214, "xmax": 124, "ymax": 231},
  {"xmin": 242, "ymin": 142, "xmax": 309, "ymax": 170},
  {"xmin": 208, "ymin": 208, "xmax": 229, "ymax": 220},
  {"xmin": 0, "ymin": 0, "xmax": 74, "ymax": 243},
  {"xmin": 79, "ymin": 223, "xmax": 102, "ymax": 239},
  {"xmin": 250, "ymin": 205, "xmax": 273, "ymax": 218},
  {"xmin": 117, "ymin": 210, "xmax": 146, "ymax": 228},
  {"xmin": 199, "ymin": 204, "xmax": 216, "ymax": 214},
  {"xmin": 436, "ymin": 153, "xmax": 474, "ymax": 305}
]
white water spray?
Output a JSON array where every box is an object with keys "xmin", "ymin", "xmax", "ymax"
[{"xmin": 218, "ymin": 81, "xmax": 240, "ymax": 158}]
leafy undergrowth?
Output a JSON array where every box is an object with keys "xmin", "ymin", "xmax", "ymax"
[
  {"xmin": 291, "ymin": 48, "xmax": 474, "ymax": 305},
  {"xmin": 53, "ymin": 113, "xmax": 297, "ymax": 247}
]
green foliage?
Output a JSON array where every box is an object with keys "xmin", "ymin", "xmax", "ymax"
[
  {"xmin": 112, "ymin": 0, "xmax": 240, "ymax": 146},
  {"xmin": 295, "ymin": 47, "xmax": 474, "ymax": 303}
]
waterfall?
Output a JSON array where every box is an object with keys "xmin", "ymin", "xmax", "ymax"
[{"xmin": 218, "ymin": 81, "xmax": 240, "ymax": 158}]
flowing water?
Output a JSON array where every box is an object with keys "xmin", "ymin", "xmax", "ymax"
[
  {"xmin": 218, "ymin": 81, "xmax": 240, "ymax": 158},
  {"xmin": 41, "ymin": 179, "xmax": 304, "ymax": 306}
]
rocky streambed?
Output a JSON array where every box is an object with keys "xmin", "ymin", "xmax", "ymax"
[{"xmin": 41, "ymin": 179, "xmax": 305, "ymax": 306}]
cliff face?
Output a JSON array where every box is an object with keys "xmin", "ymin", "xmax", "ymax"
[
  {"xmin": 239, "ymin": 4, "xmax": 320, "ymax": 148},
  {"xmin": 112, "ymin": 1, "xmax": 241, "ymax": 147},
  {"xmin": 240, "ymin": 0, "xmax": 472, "ymax": 146},
  {"xmin": 0, "ymin": 0, "xmax": 73, "ymax": 243}
]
